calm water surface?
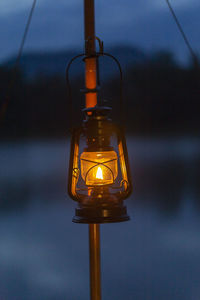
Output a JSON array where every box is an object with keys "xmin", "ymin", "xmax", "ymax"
[{"xmin": 0, "ymin": 138, "xmax": 200, "ymax": 300}]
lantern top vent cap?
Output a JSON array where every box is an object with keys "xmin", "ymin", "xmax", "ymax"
[{"xmin": 83, "ymin": 106, "xmax": 112, "ymax": 120}]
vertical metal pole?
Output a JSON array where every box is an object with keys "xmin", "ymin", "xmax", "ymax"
[
  {"xmin": 84, "ymin": 1, "xmax": 101, "ymax": 300},
  {"xmin": 89, "ymin": 224, "xmax": 101, "ymax": 300},
  {"xmin": 84, "ymin": 0, "xmax": 97, "ymax": 108}
]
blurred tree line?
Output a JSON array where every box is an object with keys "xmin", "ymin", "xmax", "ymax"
[{"xmin": 0, "ymin": 50, "xmax": 199, "ymax": 139}]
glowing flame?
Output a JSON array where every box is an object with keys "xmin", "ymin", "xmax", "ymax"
[{"xmin": 96, "ymin": 166, "xmax": 103, "ymax": 179}]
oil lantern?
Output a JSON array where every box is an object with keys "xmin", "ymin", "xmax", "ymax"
[{"xmin": 68, "ymin": 103, "xmax": 132, "ymax": 223}]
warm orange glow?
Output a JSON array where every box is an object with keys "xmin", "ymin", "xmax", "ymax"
[
  {"xmin": 96, "ymin": 166, "xmax": 103, "ymax": 180},
  {"xmin": 85, "ymin": 58, "xmax": 97, "ymax": 108},
  {"xmin": 118, "ymin": 141, "xmax": 129, "ymax": 191},
  {"xmin": 80, "ymin": 151, "xmax": 118, "ymax": 186},
  {"xmin": 71, "ymin": 141, "xmax": 80, "ymax": 197}
]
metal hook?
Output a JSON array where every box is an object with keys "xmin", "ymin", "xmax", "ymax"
[{"xmin": 85, "ymin": 36, "xmax": 104, "ymax": 56}]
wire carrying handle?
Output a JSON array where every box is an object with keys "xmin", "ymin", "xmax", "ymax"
[{"xmin": 66, "ymin": 37, "xmax": 124, "ymax": 129}]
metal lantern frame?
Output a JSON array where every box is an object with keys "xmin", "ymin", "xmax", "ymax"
[{"xmin": 66, "ymin": 38, "xmax": 132, "ymax": 224}]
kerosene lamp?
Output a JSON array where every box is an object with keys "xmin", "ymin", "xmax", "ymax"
[{"xmin": 67, "ymin": 40, "xmax": 132, "ymax": 223}]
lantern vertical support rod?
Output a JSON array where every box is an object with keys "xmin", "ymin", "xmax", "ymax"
[
  {"xmin": 84, "ymin": 1, "xmax": 101, "ymax": 300},
  {"xmin": 89, "ymin": 224, "xmax": 101, "ymax": 300},
  {"xmin": 84, "ymin": 0, "xmax": 98, "ymax": 108}
]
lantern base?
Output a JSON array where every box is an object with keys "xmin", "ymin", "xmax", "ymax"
[{"xmin": 72, "ymin": 204, "xmax": 130, "ymax": 224}]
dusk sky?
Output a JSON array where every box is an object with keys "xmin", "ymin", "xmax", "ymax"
[{"xmin": 0, "ymin": 0, "xmax": 199, "ymax": 63}]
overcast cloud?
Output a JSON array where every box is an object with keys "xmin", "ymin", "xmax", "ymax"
[{"xmin": 0, "ymin": 0, "xmax": 199, "ymax": 63}]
